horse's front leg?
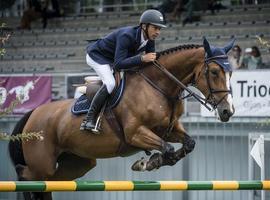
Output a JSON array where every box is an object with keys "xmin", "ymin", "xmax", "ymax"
[
  {"xmin": 126, "ymin": 125, "xmax": 175, "ymax": 171},
  {"xmin": 165, "ymin": 133, "xmax": 195, "ymax": 165},
  {"xmin": 126, "ymin": 125, "xmax": 175, "ymax": 154},
  {"xmin": 142, "ymin": 122, "xmax": 196, "ymax": 171},
  {"xmin": 143, "ymin": 134, "xmax": 195, "ymax": 171},
  {"xmin": 164, "ymin": 122, "xmax": 196, "ymax": 162}
]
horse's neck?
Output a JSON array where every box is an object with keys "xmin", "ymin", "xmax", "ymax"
[
  {"xmin": 165, "ymin": 48, "xmax": 204, "ymax": 79},
  {"xmin": 147, "ymin": 48, "xmax": 204, "ymax": 96}
]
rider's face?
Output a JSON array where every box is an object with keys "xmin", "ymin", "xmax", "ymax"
[{"xmin": 146, "ymin": 24, "xmax": 161, "ymax": 40}]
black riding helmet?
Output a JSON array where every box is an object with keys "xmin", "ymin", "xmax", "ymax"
[
  {"xmin": 139, "ymin": 9, "xmax": 166, "ymax": 40},
  {"xmin": 139, "ymin": 9, "xmax": 167, "ymax": 28}
]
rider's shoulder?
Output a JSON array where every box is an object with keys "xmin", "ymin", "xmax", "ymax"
[{"xmin": 116, "ymin": 26, "xmax": 139, "ymax": 37}]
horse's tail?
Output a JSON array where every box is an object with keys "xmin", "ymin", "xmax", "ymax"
[{"xmin": 8, "ymin": 110, "xmax": 34, "ymax": 168}]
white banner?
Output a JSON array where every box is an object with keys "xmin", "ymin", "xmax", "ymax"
[{"xmin": 201, "ymin": 70, "xmax": 270, "ymax": 117}]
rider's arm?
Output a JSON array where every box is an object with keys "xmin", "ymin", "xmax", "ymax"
[
  {"xmin": 114, "ymin": 34, "xmax": 142, "ymax": 70},
  {"xmin": 145, "ymin": 40, "xmax": 155, "ymax": 53}
]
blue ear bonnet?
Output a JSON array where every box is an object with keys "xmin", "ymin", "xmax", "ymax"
[
  {"xmin": 207, "ymin": 46, "xmax": 232, "ymax": 72},
  {"xmin": 203, "ymin": 37, "xmax": 235, "ymax": 72}
]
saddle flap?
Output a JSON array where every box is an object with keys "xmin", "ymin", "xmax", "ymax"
[
  {"xmin": 86, "ymin": 83, "xmax": 102, "ymax": 100},
  {"xmin": 71, "ymin": 73, "xmax": 126, "ymax": 115}
]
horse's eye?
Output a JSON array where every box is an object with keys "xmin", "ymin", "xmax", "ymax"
[{"xmin": 210, "ymin": 70, "xmax": 219, "ymax": 76}]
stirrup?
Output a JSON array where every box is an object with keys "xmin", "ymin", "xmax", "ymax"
[
  {"xmin": 80, "ymin": 117, "xmax": 101, "ymax": 133},
  {"xmin": 91, "ymin": 100, "xmax": 107, "ymax": 133},
  {"xmin": 91, "ymin": 115, "xmax": 102, "ymax": 134}
]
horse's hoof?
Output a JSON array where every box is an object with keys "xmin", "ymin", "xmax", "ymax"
[{"xmin": 131, "ymin": 158, "xmax": 147, "ymax": 171}]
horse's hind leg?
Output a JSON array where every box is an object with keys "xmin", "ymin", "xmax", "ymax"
[
  {"xmin": 37, "ymin": 155, "xmax": 96, "ymax": 200},
  {"xmin": 26, "ymin": 192, "xmax": 51, "ymax": 200},
  {"xmin": 18, "ymin": 154, "xmax": 95, "ymax": 200},
  {"xmin": 19, "ymin": 140, "xmax": 59, "ymax": 200},
  {"xmin": 15, "ymin": 164, "xmax": 53, "ymax": 200},
  {"xmin": 49, "ymin": 153, "xmax": 97, "ymax": 180},
  {"xmin": 34, "ymin": 155, "xmax": 95, "ymax": 200}
]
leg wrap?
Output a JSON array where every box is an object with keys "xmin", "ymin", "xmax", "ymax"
[{"xmin": 183, "ymin": 137, "xmax": 195, "ymax": 153}]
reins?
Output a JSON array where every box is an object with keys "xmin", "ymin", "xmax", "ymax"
[
  {"xmin": 137, "ymin": 60, "xmax": 214, "ymax": 112},
  {"xmin": 152, "ymin": 60, "xmax": 214, "ymax": 111},
  {"xmin": 138, "ymin": 55, "xmax": 232, "ymax": 112}
]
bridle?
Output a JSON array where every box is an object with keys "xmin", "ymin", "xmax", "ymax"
[
  {"xmin": 196, "ymin": 55, "xmax": 232, "ymax": 110},
  {"xmin": 137, "ymin": 54, "xmax": 232, "ymax": 111}
]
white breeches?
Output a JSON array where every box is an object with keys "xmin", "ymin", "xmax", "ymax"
[{"xmin": 86, "ymin": 54, "xmax": 116, "ymax": 94}]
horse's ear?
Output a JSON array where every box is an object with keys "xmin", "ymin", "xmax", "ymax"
[
  {"xmin": 223, "ymin": 39, "xmax": 236, "ymax": 53},
  {"xmin": 203, "ymin": 36, "xmax": 212, "ymax": 57}
]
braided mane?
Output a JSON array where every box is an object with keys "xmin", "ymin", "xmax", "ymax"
[{"xmin": 157, "ymin": 44, "xmax": 202, "ymax": 58}]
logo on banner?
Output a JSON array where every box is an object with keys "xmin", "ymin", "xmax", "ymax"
[
  {"xmin": 0, "ymin": 76, "xmax": 51, "ymax": 114},
  {"xmin": 0, "ymin": 87, "xmax": 7, "ymax": 105},
  {"xmin": 9, "ymin": 81, "xmax": 35, "ymax": 104},
  {"xmin": 0, "ymin": 78, "xmax": 39, "ymax": 106}
]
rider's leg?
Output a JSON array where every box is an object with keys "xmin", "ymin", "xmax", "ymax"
[
  {"xmin": 80, "ymin": 54, "xmax": 115, "ymax": 131},
  {"xmin": 81, "ymin": 84, "xmax": 109, "ymax": 130}
]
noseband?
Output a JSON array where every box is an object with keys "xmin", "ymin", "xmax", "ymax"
[{"xmin": 137, "ymin": 55, "xmax": 232, "ymax": 111}]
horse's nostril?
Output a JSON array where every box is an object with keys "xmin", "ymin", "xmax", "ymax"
[
  {"xmin": 223, "ymin": 109, "xmax": 233, "ymax": 117},
  {"xmin": 223, "ymin": 109, "xmax": 229, "ymax": 116}
]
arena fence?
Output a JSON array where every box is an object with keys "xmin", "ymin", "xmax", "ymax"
[{"xmin": 0, "ymin": 181, "xmax": 270, "ymax": 192}]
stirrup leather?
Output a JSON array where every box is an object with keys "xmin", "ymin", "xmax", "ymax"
[{"xmin": 90, "ymin": 102, "xmax": 107, "ymax": 133}]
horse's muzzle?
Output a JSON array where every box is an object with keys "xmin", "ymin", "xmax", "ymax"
[{"xmin": 217, "ymin": 104, "xmax": 235, "ymax": 122}]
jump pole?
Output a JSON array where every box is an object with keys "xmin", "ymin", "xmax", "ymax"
[{"xmin": 0, "ymin": 180, "xmax": 270, "ymax": 192}]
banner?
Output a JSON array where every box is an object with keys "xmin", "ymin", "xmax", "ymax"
[
  {"xmin": 0, "ymin": 76, "xmax": 52, "ymax": 114},
  {"xmin": 201, "ymin": 70, "xmax": 270, "ymax": 117}
]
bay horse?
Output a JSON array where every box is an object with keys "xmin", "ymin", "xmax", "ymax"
[{"xmin": 8, "ymin": 37, "xmax": 235, "ymax": 200}]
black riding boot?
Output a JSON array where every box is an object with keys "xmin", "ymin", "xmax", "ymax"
[{"xmin": 80, "ymin": 85, "xmax": 109, "ymax": 132}]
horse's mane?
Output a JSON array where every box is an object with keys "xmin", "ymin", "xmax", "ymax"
[{"xmin": 157, "ymin": 44, "xmax": 203, "ymax": 58}]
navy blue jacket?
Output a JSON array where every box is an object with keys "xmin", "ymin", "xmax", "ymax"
[{"xmin": 86, "ymin": 26, "xmax": 155, "ymax": 70}]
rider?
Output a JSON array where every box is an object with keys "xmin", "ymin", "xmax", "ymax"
[{"xmin": 80, "ymin": 9, "xmax": 166, "ymax": 132}]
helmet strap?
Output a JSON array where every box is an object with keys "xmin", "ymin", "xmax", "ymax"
[{"xmin": 142, "ymin": 23, "xmax": 150, "ymax": 40}]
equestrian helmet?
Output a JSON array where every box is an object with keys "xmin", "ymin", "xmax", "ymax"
[{"xmin": 139, "ymin": 9, "xmax": 166, "ymax": 28}]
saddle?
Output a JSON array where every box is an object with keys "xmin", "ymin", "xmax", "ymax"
[
  {"xmin": 71, "ymin": 72, "xmax": 132, "ymax": 155},
  {"xmin": 71, "ymin": 72, "xmax": 126, "ymax": 115}
]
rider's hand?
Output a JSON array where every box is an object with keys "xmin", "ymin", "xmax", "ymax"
[{"xmin": 141, "ymin": 53, "xmax": 156, "ymax": 63}]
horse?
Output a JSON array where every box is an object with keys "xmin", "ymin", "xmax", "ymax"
[{"xmin": 8, "ymin": 37, "xmax": 235, "ymax": 200}]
